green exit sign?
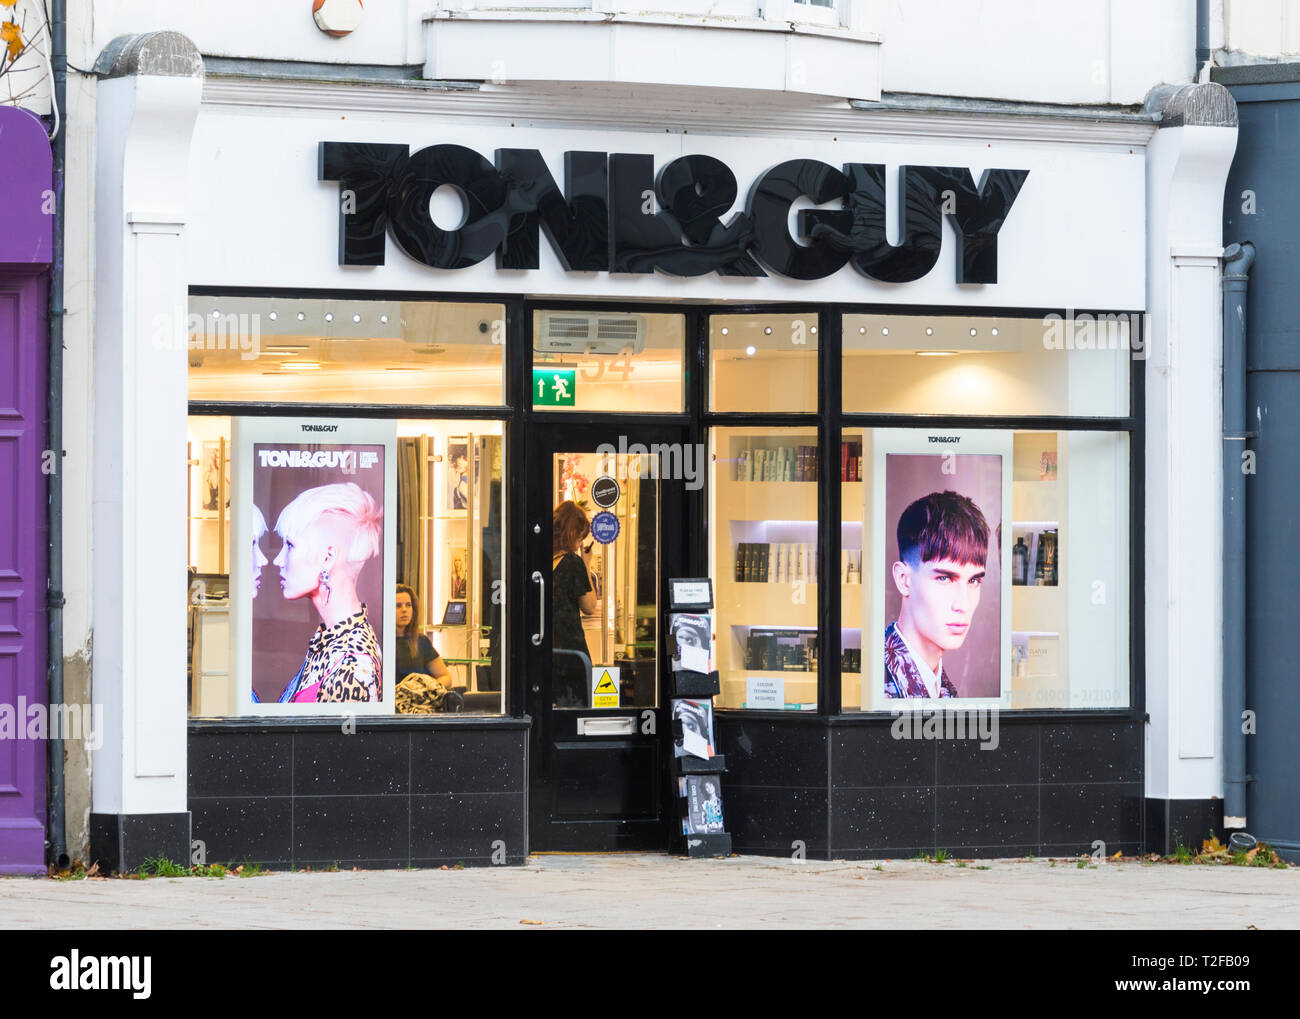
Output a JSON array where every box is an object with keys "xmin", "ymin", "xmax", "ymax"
[{"xmin": 533, "ymin": 368, "xmax": 577, "ymax": 407}]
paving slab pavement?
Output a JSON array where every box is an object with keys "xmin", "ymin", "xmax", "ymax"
[{"xmin": 1, "ymin": 854, "xmax": 1297, "ymax": 929}]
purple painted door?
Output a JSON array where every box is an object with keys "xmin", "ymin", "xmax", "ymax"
[
  {"xmin": 0, "ymin": 107, "xmax": 52, "ymax": 873},
  {"xmin": 0, "ymin": 271, "xmax": 47, "ymax": 873}
]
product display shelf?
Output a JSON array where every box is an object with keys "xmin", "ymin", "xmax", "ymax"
[
  {"xmin": 670, "ymin": 665, "xmax": 732, "ymax": 857},
  {"xmin": 668, "ymin": 584, "xmax": 731, "ymax": 859}
]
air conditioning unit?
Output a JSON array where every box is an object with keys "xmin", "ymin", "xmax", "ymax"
[{"xmin": 535, "ymin": 311, "xmax": 647, "ymax": 356}]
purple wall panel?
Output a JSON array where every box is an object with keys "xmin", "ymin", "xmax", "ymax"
[
  {"xmin": 0, "ymin": 107, "xmax": 53, "ymax": 266},
  {"xmin": 0, "ymin": 104, "xmax": 51, "ymax": 872}
]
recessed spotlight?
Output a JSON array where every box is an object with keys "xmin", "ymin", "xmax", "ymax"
[
  {"xmin": 925, "ymin": 327, "xmax": 933, "ymax": 336},
  {"xmin": 970, "ymin": 328, "xmax": 977, "ymax": 336},
  {"xmin": 380, "ymin": 314, "xmax": 389, "ymax": 324},
  {"xmin": 268, "ymin": 311, "xmax": 277, "ymax": 321},
  {"xmin": 881, "ymin": 327, "xmax": 889, "ymax": 336},
  {"xmin": 324, "ymin": 313, "xmax": 334, "ymax": 323},
  {"xmin": 991, "ymin": 328, "xmax": 999, "ymax": 336},
  {"xmin": 764, "ymin": 326, "xmax": 773, "ymax": 335},
  {"xmin": 353, "ymin": 314, "xmax": 362, "ymax": 323},
  {"xmin": 745, "ymin": 345, "xmax": 757, "ymax": 356},
  {"xmin": 810, "ymin": 326, "xmax": 817, "ymax": 334},
  {"xmin": 297, "ymin": 312, "xmax": 306, "ymax": 321},
  {"xmin": 916, "ymin": 350, "xmax": 957, "ymax": 357},
  {"xmin": 859, "ymin": 327, "xmax": 866, "ymax": 335},
  {"xmin": 721, "ymin": 327, "xmax": 729, "ymax": 336},
  {"xmin": 211, "ymin": 310, "xmax": 220, "ymax": 319}
]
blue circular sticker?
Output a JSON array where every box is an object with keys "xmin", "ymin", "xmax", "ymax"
[{"xmin": 590, "ymin": 510, "xmax": 620, "ymax": 545}]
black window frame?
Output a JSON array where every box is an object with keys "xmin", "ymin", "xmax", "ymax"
[{"xmin": 186, "ymin": 287, "xmax": 1144, "ymax": 727}]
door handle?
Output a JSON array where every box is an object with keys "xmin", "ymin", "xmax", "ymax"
[{"xmin": 531, "ymin": 570, "xmax": 545, "ymax": 646}]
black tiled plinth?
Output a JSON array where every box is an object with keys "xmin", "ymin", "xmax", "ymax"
[
  {"xmin": 188, "ymin": 719, "xmax": 529, "ymax": 870},
  {"xmin": 718, "ymin": 713, "xmax": 1146, "ymax": 860}
]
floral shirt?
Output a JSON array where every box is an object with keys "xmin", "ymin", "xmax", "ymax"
[
  {"xmin": 278, "ymin": 605, "xmax": 382, "ymax": 704},
  {"xmin": 884, "ymin": 621, "xmax": 959, "ymax": 699}
]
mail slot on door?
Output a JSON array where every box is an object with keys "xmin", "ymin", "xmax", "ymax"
[{"xmin": 577, "ymin": 716, "xmax": 636, "ymax": 736}]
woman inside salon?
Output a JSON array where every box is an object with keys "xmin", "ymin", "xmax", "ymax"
[
  {"xmin": 395, "ymin": 584, "xmax": 450, "ymax": 683},
  {"xmin": 395, "ymin": 584, "xmax": 461, "ymax": 714},
  {"xmin": 551, "ymin": 500, "xmax": 599, "ymax": 708}
]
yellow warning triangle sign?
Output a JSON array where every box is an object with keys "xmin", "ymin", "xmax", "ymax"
[{"xmin": 594, "ymin": 671, "xmax": 617, "ymax": 694}]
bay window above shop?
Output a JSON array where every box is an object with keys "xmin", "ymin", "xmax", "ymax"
[{"xmin": 423, "ymin": 2, "xmax": 880, "ymax": 99}]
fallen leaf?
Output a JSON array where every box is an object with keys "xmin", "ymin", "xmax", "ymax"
[
  {"xmin": 520, "ymin": 919, "xmax": 544, "ymax": 925},
  {"xmin": 1, "ymin": 20, "xmax": 22, "ymax": 60}
]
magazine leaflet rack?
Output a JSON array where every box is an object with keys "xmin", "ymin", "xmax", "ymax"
[{"xmin": 668, "ymin": 578, "xmax": 732, "ymax": 858}]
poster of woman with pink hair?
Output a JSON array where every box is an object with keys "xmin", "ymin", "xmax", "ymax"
[{"xmin": 230, "ymin": 418, "xmax": 397, "ymax": 715}]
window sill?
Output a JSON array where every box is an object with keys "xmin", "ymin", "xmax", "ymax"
[{"xmin": 189, "ymin": 714, "xmax": 531, "ymax": 733}]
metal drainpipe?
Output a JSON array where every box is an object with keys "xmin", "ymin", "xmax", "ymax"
[
  {"xmin": 1222, "ymin": 240, "xmax": 1255, "ymax": 830},
  {"xmin": 46, "ymin": 0, "xmax": 69, "ymax": 870},
  {"xmin": 1196, "ymin": 0, "xmax": 1211, "ymax": 78}
]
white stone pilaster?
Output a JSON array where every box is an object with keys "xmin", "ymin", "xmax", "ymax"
[{"xmin": 91, "ymin": 33, "xmax": 203, "ymax": 817}]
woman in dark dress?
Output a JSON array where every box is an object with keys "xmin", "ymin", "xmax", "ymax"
[
  {"xmin": 395, "ymin": 584, "xmax": 460, "ymax": 713},
  {"xmin": 551, "ymin": 501, "xmax": 598, "ymax": 708}
]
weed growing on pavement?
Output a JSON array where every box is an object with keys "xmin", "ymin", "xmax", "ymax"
[
  {"xmin": 934, "ymin": 849, "xmax": 950, "ymax": 863},
  {"xmin": 1193, "ymin": 835, "xmax": 1287, "ymax": 868},
  {"xmin": 955, "ymin": 861, "xmax": 967, "ymax": 868},
  {"xmin": 873, "ymin": 864, "xmax": 883, "ymax": 871},
  {"xmin": 139, "ymin": 856, "xmax": 189, "ymax": 878},
  {"xmin": 976, "ymin": 865, "xmax": 991, "ymax": 871}
]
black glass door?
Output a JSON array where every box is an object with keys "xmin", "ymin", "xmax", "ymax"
[{"xmin": 526, "ymin": 422, "xmax": 686, "ymax": 850}]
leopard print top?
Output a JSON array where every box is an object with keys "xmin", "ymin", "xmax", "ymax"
[{"xmin": 279, "ymin": 605, "xmax": 382, "ymax": 704}]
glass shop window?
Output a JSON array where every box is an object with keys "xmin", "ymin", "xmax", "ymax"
[
  {"xmin": 531, "ymin": 309, "xmax": 685, "ymax": 413},
  {"xmin": 839, "ymin": 426, "xmax": 1129, "ymax": 711},
  {"xmin": 842, "ymin": 313, "xmax": 1132, "ymax": 417},
  {"xmin": 188, "ymin": 296, "xmax": 507, "ymax": 406},
  {"xmin": 186, "ymin": 416, "xmax": 507, "ymax": 717},
  {"xmin": 710, "ymin": 312, "xmax": 819, "ymax": 413},
  {"xmin": 708, "ymin": 425, "xmax": 821, "ymax": 711}
]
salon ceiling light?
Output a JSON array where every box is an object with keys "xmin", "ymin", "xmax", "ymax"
[
  {"xmin": 915, "ymin": 350, "xmax": 958, "ymax": 357},
  {"xmin": 745, "ymin": 345, "xmax": 757, "ymax": 356},
  {"xmin": 279, "ymin": 361, "xmax": 323, "ymax": 371}
]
